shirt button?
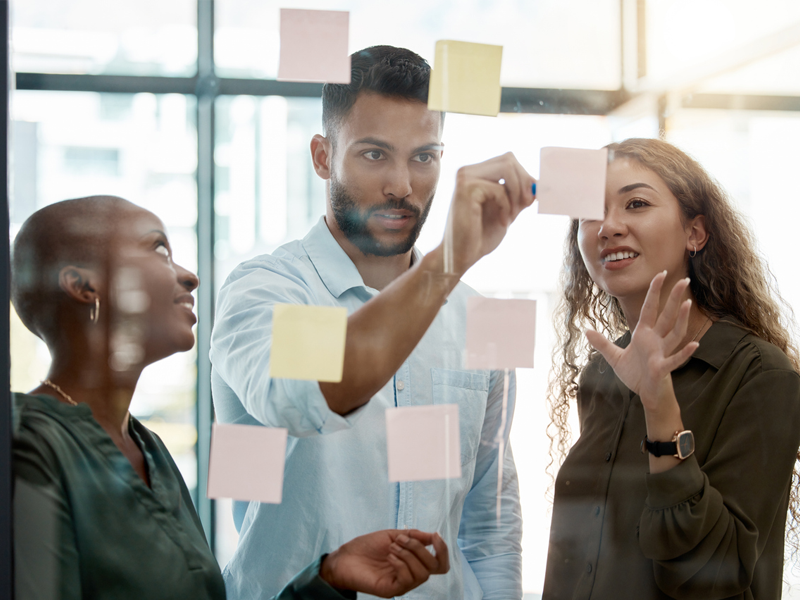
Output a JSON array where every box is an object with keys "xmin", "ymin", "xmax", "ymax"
[
  {"xmin": 396, "ymin": 380, "xmax": 405, "ymax": 391},
  {"xmin": 586, "ymin": 563, "xmax": 593, "ymax": 574},
  {"xmin": 595, "ymin": 506, "xmax": 601, "ymax": 516},
  {"xmin": 605, "ymin": 452, "xmax": 612, "ymax": 461}
]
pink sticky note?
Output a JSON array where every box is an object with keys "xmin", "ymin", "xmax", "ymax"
[
  {"xmin": 207, "ymin": 424, "xmax": 288, "ymax": 504},
  {"xmin": 278, "ymin": 9, "xmax": 350, "ymax": 83},
  {"xmin": 385, "ymin": 405, "xmax": 461, "ymax": 482},
  {"xmin": 466, "ymin": 297, "xmax": 537, "ymax": 370},
  {"xmin": 537, "ymin": 147, "xmax": 608, "ymax": 220}
]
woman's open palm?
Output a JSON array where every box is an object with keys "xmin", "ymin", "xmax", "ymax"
[{"xmin": 584, "ymin": 272, "xmax": 699, "ymax": 406}]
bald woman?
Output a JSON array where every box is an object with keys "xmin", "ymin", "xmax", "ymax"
[{"xmin": 11, "ymin": 196, "xmax": 448, "ymax": 600}]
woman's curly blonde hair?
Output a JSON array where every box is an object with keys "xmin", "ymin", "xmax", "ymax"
[{"xmin": 546, "ymin": 137, "xmax": 800, "ymax": 550}]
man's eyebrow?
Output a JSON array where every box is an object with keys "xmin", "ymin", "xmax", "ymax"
[
  {"xmin": 618, "ymin": 182, "xmax": 656, "ymax": 194},
  {"xmin": 354, "ymin": 137, "xmax": 394, "ymax": 152},
  {"xmin": 413, "ymin": 143, "xmax": 444, "ymax": 153}
]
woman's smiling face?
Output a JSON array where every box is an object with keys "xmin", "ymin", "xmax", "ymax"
[{"xmin": 577, "ymin": 158, "xmax": 698, "ymax": 309}]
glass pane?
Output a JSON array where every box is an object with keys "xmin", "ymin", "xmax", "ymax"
[
  {"xmin": 663, "ymin": 110, "xmax": 800, "ymax": 597},
  {"xmin": 646, "ymin": 0, "xmax": 800, "ymax": 93},
  {"xmin": 213, "ymin": 95, "xmax": 325, "ymax": 294},
  {"xmin": 211, "ymin": 91, "xmax": 613, "ymax": 593},
  {"xmin": 10, "ymin": 90, "xmax": 200, "ymax": 492},
  {"xmin": 11, "ymin": 0, "xmax": 197, "ymax": 76},
  {"xmin": 214, "ymin": 94, "xmax": 329, "ymax": 566},
  {"xmin": 215, "ymin": 0, "xmax": 621, "ymax": 90}
]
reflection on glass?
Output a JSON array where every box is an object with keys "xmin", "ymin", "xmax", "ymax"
[
  {"xmin": 10, "ymin": 90, "xmax": 200, "ymax": 492},
  {"xmin": 214, "ymin": 95, "xmax": 326, "ymax": 295},
  {"xmin": 215, "ymin": 0, "xmax": 621, "ymax": 89},
  {"xmin": 11, "ymin": 0, "xmax": 197, "ymax": 76},
  {"xmin": 646, "ymin": 0, "xmax": 800, "ymax": 94}
]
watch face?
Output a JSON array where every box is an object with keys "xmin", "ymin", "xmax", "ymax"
[{"xmin": 677, "ymin": 431, "xmax": 695, "ymax": 459}]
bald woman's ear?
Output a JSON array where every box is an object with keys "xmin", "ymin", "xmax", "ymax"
[{"xmin": 58, "ymin": 266, "xmax": 99, "ymax": 305}]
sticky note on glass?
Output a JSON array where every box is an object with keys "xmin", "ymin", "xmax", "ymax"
[
  {"xmin": 270, "ymin": 304, "xmax": 347, "ymax": 382},
  {"xmin": 537, "ymin": 147, "xmax": 608, "ymax": 220},
  {"xmin": 278, "ymin": 9, "xmax": 350, "ymax": 83},
  {"xmin": 207, "ymin": 424, "xmax": 288, "ymax": 504},
  {"xmin": 466, "ymin": 297, "xmax": 537, "ymax": 369},
  {"xmin": 428, "ymin": 40, "xmax": 503, "ymax": 117},
  {"xmin": 386, "ymin": 405, "xmax": 461, "ymax": 482}
]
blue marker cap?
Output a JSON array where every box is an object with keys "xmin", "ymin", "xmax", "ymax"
[{"xmin": 531, "ymin": 182, "xmax": 537, "ymax": 196}]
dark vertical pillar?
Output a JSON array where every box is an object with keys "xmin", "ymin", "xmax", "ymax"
[
  {"xmin": 195, "ymin": 0, "xmax": 217, "ymax": 550},
  {"xmin": 0, "ymin": 0, "xmax": 13, "ymax": 596}
]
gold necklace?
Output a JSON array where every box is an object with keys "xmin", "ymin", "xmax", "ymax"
[
  {"xmin": 692, "ymin": 316, "xmax": 711, "ymax": 342},
  {"xmin": 40, "ymin": 379, "xmax": 78, "ymax": 406}
]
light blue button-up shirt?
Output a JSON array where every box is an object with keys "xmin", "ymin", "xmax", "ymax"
[{"xmin": 210, "ymin": 217, "xmax": 522, "ymax": 600}]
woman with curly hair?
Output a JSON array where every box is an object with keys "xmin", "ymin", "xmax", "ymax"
[{"xmin": 542, "ymin": 138, "xmax": 800, "ymax": 600}]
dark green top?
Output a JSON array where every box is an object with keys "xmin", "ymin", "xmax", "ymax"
[
  {"xmin": 543, "ymin": 320, "xmax": 800, "ymax": 600},
  {"xmin": 13, "ymin": 393, "xmax": 355, "ymax": 600}
]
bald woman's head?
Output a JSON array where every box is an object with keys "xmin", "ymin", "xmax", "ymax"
[{"xmin": 12, "ymin": 195, "xmax": 138, "ymax": 343}]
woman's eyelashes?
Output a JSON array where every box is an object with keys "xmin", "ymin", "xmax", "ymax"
[
  {"xmin": 626, "ymin": 197, "xmax": 650, "ymax": 210},
  {"xmin": 154, "ymin": 240, "xmax": 171, "ymax": 259}
]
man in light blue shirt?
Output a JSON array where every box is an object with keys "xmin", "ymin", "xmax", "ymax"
[{"xmin": 210, "ymin": 45, "xmax": 536, "ymax": 599}]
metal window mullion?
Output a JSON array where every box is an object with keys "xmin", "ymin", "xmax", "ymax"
[
  {"xmin": 195, "ymin": 0, "xmax": 217, "ymax": 550},
  {"xmin": 1, "ymin": 1, "xmax": 12, "ymax": 596}
]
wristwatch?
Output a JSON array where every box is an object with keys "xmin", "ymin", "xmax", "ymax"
[{"xmin": 641, "ymin": 430, "xmax": 695, "ymax": 460}]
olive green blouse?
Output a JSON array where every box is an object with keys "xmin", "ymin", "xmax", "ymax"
[
  {"xmin": 543, "ymin": 320, "xmax": 800, "ymax": 600},
  {"xmin": 12, "ymin": 393, "xmax": 356, "ymax": 600}
]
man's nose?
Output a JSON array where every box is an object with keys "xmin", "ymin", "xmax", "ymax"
[{"xmin": 384, "ymin": 163, "xmax": 412, "ymax": 199}]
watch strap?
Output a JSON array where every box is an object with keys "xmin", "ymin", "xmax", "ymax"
[{"xmin": 642, "ymin": 437, "xmax": 677, "ymax": 458}]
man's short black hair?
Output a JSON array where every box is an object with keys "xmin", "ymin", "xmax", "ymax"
[{"xmin": 322, "ymin": 45, "xmax": 442, "ymax": 141}]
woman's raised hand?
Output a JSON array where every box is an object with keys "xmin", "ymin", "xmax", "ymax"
[{"xmin": 584, "ymin": 272, "xmax": 698, "ymax": 409}]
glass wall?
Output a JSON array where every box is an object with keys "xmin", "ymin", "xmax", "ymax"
[
  {"xmin": 10, "ymin": 90, "xmax": 200, "ymax": 490},
  {"xmin": 10, "ymin": 1, "xmax": 800, "ymax": 597}
]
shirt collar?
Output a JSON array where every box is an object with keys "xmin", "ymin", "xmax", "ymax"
[
  {"xmin": 689, "ymin": 318, "xmax": 750, "ymax": 369},
  {"xmin": 617, "ymin": 317, "xmax": 750, "ymax": 371},
  {"xmin": 301, "ymin": 216, "xmax": 422, "ymax": 298}
]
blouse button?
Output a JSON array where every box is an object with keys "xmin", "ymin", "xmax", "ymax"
[{"xmin": 396, "ymin": 380, "xmax": 405, "ymax": 391}]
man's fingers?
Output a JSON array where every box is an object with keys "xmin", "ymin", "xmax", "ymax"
[
  {"xmin": 468, "ymin": 180, "xmax": 512, "ymax": 227},
  {"xmin": 404, "ymin": 530, "xmax": 450, "ymax": 574},
  {"xmin": 430, "ymin": 533, "xmax": 450, "ymax": 574},
  {"xmin": 394, "ymin": 534, "xmax": 438, "ymax": 572},
  {"xmin": 458, "ymin": 152, "xmax": 535, "ymax": 219},
  {"xmin": 585, "ymin": 329, "xmax": 622, "ymax": 368},
  {"xmin": 389, "ymin": 542, "xmax": 430, "ymax": 584},
  {"xmin": 386, "ymin": 552, "xmax": 414, "ymax": 589}
]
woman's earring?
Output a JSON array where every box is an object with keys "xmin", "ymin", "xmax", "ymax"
[
  {"xmin": 90, "ymin": 298, "xmax": 100, "ymax": 324},
  {"xmin": 690, "ymin": 245, "xmax": 697, "ymax": 258}
]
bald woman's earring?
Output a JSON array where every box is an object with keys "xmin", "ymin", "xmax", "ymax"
[
  {"xmin": 90, "ymin": 298, "xmax": 100, "ymax": 324},
  {"xmin": 690, "ymin": 245, "xmax": 697, "ymax": 258}
]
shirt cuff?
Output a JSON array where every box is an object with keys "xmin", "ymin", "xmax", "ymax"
[
  {"xmin": 266, "ymin": 379, "xmax": 366, "ymax": 437},
  {"xmin": 274, "ymin": 555, "xmax": 357, "ymax": 600},
  {"xmin": 645, "ymin": 454, "xmax": 705, "ymax": 509}
]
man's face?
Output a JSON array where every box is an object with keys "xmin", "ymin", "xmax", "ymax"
[{"xmin": 327, "ymin": 92, "xmax": 443, "ymax": 256}]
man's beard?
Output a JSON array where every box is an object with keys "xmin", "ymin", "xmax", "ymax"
[{"xmin": 329, "ymin": 176, "xmax": 434, "ymax": 257}]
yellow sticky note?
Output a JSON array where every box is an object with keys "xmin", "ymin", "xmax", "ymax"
[
  {"xmin": 428, "ymin": 40, "xmax": 503, "ymax": 117},
  {"xmin": 270, "ymin": 304, "xmax": 347, "ymax": 382}
]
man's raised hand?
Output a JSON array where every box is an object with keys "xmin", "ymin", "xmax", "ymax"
[{"xmin": 443, "ymin": 152, "xmax": 536, "ymax": 277}]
